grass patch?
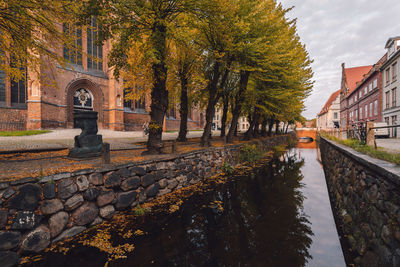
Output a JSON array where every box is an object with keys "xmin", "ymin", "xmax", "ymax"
[
  {"xmin": 239, "ymin": 144, "xmax": 264, "ymax": 163},
  {"xmin": 0, "ymin": 130, "xmax": 51, "ymax": 136},
  {"xmin": 322, "ymin": 133, "xmax": 400, "ymax": 165}
]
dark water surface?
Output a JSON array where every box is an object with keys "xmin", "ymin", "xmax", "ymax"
[{"xmin": 29, "ymin": 148, "xmax": 345, "ymax": 267}]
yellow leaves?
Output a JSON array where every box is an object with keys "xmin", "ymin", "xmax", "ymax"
[
  {"xmin": 169, "ymin": 199, "xmax": 183, "ymax": 213},
  {"xmin": 134, "ymin": 229, "xmax": 145, "ymax": 236},
  {"xmin": 80, "ymin": 230, "xmax": 135, "ymax": 261},
  {"xmin": 209, "ymin": 200, "xmax": 224, "ymax": 212}
]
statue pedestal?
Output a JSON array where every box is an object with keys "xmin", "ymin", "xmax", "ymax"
[{"xmin": 68, "ymin": 111, "xmax": 103, "ymax": 158}]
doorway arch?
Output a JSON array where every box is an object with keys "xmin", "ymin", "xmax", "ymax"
[{"xmin": 66, "ymin": 78, "xmax": 104, "ymax": 127}]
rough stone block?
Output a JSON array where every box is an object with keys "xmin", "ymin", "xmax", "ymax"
[
  {"xmin": 141, "ymin": 174, "xmax": 155, "ymax": 187},
  {"xmin": 116, "ymin": 191, "xmax": 137, "ymax": 210},
  {"xmin": 40, "ymin": 199, "xmax": 63, "ymax": 215},
  {"xmin": 104, "ymin": 172, "xmax": 121, "ymax": 188},
  {"xmin": 156, "ymin": 162, "xmax": 168, "ymax": 170},
  {"xmin": 21, "ymin": 225, "xmax": 50, "ymax": 252},
  {"xmin": 90, "ymin": 217, "xmax": 103, "ymax": 226},
  {"xmin": 57, "ymin": 179, "xmax": 78, "ymax": 199},
  {"xmin": 158, "ymin": 179, "xmax": 167, "ymax": 189},
  {"xmin": 3, "ymin": 188, "xmax": 15, "ymax": 199},
  {"xmin": 9, "ymin": 184, "xmax": 41, "ymax": 211},
  {"xmin": 100, "ymin": 205, "xmax": 115, "ymax": 219},
  {"xmin": 97, "ymin": 190, "xmax": 115, "ymax": 207},
  {"xmin": 83, "ymin": 187, "xmax": 100, "ymax": 201},
  {"xmin": 52, "ymin": 226, "xmax": 86, "ymax": 243},
  {"xmin": 130, "ymin": 166, "xmax": 146, "ymax": 176},
  {"xmin": 121, "ymin": 177, "xmax": 141, "ymax": 191},
  {"xmin": 0, "ymin": 210, "xmax": 8, "ymax": 228},
  {"xmin": 49, "ymin": 211, "xmax": 69, "ymax": 238},
  {"xmin": 72, "ymin": 203, "xmax": 99, "ymax": 225},
  {"xmin": 11, "ymin": 211, "xmax": 42, "ymax": 230},
  {"xmin": 0, "ymin": 251, "xmax": 19, "ymax": 267},
  {"xmin": 88, "ymin": 173, "xmax": 103, "ymax": 185},
  {"xmin": 0, "ymin": 231, "xmax": 21, "ymax": 250},
  {"xmin": 145, "ymin": 183, "xmax": 160, "ymax": 198},
  {"xmin": 65, "ymin": 194, "xmax": 84, "ymax": 211},
  {"xmin": 43, "ymin": 182, "xmax": 56, "ymax": 199},
  {"xmin": 75, "ymin": 175, "xmax": 89, "ymax": 191},
  {"xmin": 158, "ymin": 188, "xmax": 171, "ymax": 197},
  {"xmin": 154, "ymin": 171, "xmax": 163, "ymax": 181},
  {"xmin": 117, "ymin": 168, "xmax": 131, "ymax": 178},
  {"xmin": 167, "ymin": 179, "xmax": 178, "ymax": 190}
]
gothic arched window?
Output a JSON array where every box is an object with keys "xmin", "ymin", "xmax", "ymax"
[{"xmin": 74, "ymin": 88, "xmax": 93, "ymax": 110}]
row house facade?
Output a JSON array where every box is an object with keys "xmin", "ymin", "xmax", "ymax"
[
  {"xmin": 347, "ymin": 55, "xmax": 386, "ymax": 126},
  {"xmin": 0, "ymin": 18, "xmax": 204, "ymax": 132},
  {"xmin": 339, "ymin": 63, "xmax": 373, "ymax": 132},
  {"xmin": 381, "ymin": 37, "xmax": 400, "ymax": 138},
  {"xmin": 316, "ymin": 90, "xmax": 340, "ymax": 130}
]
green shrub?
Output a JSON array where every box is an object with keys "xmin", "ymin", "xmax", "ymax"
[
  {"xmin": 272, "ymin": 145, "xmax": 286, "ymax": 157},
  {"xmin": 134, "ymin": 205, "xmax": 150, "ymax": 216},
  {"xmin": 321, "ymin": 133, "xmax": 400, "ymax": 165},
  {"xmin": 239, "ymin": 144, "xmax": 263, "ymax": 163},
  {"xmin": 221, "ymin": 162, "xmax": 234, "ymax": 174}
]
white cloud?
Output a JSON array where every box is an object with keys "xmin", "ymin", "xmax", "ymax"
[{"xmin": 279, "ymin": 0, "xmax": 400, "ymax": 119}]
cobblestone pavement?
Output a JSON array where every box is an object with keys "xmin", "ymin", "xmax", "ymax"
[
  {"xmin": 0, "ymin": 129, "xmax": 213, "ymax": 151},
  {"xmin": 375, "ymin": 138, "xmax": 400, "ymax": 153}
]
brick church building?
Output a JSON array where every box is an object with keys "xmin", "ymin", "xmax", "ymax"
[{"xmin": 0, "ymin": 19, "xmax": 204, "ymax": 131}]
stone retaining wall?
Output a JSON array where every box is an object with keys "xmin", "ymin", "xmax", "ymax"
[
  {"xmin": 0, "ymin": 134, "xmax": 291, "ymax": 266},
  {"xmin": 319, "ymin": 137, "xmax": 400, "ymax": 266}
]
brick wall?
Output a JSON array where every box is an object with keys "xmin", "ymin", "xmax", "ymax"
[{"xmin": 0, "ymin": 107, "xmax": 27, "ymax": 131}]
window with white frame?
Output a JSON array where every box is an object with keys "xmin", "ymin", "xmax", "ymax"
[
  {"xmin": 365, "ymin": 105, "xmax": 368, "ymax": 119},
  {"xmin": 364, "ymin": 86, "xmax": 367, "ymax": 95},
  {"xmin": 369, "ymin": 102, "xmax": 373, "ymax": 117},
  {"xmin": 386, "ymin": 91, "xmax": 390, "ymax": 109},
  {"xmin": 392, "ymin": 63, "xmax": 398, "ymax": 82},
  {"xmin": 374, "ymin": 100, "xmax": 378, "ymax": 116},
  {"xmin": 386, "ymin": 68, "xmax": 390, "ymax": 85},
  {"xmin": 373, "ymin": 78, "xmax": 377, "ymax": 89},
  {"xmin": 360, "ymin": 107, "xmax": 363, "ymax": 119}
]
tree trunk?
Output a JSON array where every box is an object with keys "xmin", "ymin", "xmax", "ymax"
[
  {"xmin": 201, "ymin": 63, "xmax": 230, "ymax": 146},
  {"xmin": 201, "ymin": 62, "xmax": 221, "ymax": 147},
  {"xmin": 244, "ymin": 115, "xmax": 254, "ymax": 140},
  {"xmin": 260, "ymin": 119, "xmax": 267, "ymax": 137},
  {"xmin": 253, "ymin": 119, "xmax": 260, "ymax": 138},
  {"xmin": 177, "ymin": 71, "xmax": 188, "ymax": 142},
  {"xmin": 226, "ymin": 70, "xmax": 250, "ymax": 143},
  {"xmin": 220, "ymin": 93, "xmax": 229, "ymax": 137},
  {"xmin": 275, "ymin": 120, "xmax": 280, "ymax": 134},
  {"xmin": 267, "ymin": 117, "xmax": 274, "ymax": 137},
  {"xmin": 144, "ymin": 22, "xmax": 168, "ymax": 154}
]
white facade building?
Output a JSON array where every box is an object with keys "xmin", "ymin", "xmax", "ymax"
[
  {"xmin": 381, "ymin": 37, "xmax": 400, "ymax": 138},
  {"xmin": 317, "ymin": 90, "xmax": 340, "ymax": 130}
]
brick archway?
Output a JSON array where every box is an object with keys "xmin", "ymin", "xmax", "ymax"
[{"xmin": 66, "ymin": 78, "xmax": 104, "ymax": 127}]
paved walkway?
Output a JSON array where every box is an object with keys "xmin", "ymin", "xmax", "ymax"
[
  {"xmin": 0, "ymin": 129, "xmax": 211, "ymax": 151},
  {"xmin": 375, "ymin": 138, "xmax": 400, "ymax": 153}
]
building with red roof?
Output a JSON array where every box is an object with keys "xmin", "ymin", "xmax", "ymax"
[
  {"xmin": 347, "ymin": 54, "xmax": 386, "ymax": 127},
  {"xmin": 316, "ymin": 89, "xmax": 340, "ymax": 130},
  {"xmin": 339, "ymin": 63, "xmax": 373, "ymax": 130}
]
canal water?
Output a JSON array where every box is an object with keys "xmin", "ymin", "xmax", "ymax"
[{"xmin": 28, "ymin": 141, "xmax": 346, "ymax": 267}]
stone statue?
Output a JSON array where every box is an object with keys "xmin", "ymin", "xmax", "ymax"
[{"xmin": 68, "ymin": 111, "xmax": 103, "ymax": 158}]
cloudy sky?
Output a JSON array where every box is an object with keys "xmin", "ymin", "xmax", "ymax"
[{"xmin": 279, "ymin": 0, "xmax": 400, "ymax": 119}]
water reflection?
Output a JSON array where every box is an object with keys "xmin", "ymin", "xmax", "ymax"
[
  {"xmin": 27, "ymin": 148, "xmax": 345, "ymax": 267},
  {"xmin": 113, "ymin": 152, "xmax": 313, "ymax": 267}
]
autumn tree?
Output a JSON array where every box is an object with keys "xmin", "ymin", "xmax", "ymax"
[
  {"xmin": 167, "ymin": 19, "xmax": 205, "ymax": 142},
  {"xmin": 0, "ymin": 0, "xmax": 81, "ymax": 82},
  {"xmin": 81, "ymin": 0, "xmax": 196, "ymax": 154}
]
